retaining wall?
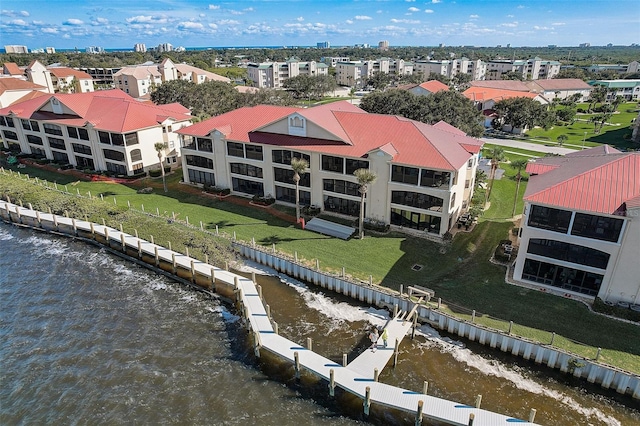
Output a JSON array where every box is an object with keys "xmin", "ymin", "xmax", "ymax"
[{"xmin": 1, "ymin": 200, "xmax": 638, "ymax": 401}]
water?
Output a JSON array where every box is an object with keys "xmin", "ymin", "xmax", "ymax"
[{"xmin": 1, "ymin": 223, "xmax": 638, "ymax": 425}]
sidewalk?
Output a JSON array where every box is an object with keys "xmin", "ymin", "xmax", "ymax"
[{"xmin": 480, "ymin": 137, "xmax": 577, "ymax": 156}]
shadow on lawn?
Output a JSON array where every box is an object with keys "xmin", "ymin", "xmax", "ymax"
[{"xmin": 258, "ymin": 234, "xmax": 330, "ymax": 245}]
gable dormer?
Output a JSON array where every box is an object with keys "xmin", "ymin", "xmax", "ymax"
[{"xmin": 288, "ymin": 113, "xmax": 306, "ymax": 137}]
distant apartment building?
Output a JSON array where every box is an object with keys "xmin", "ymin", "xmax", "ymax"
[
  {"xmin": 379, "ymin": 41, "xmax": 389, "ymax": 51},
  {"xmin": 134, "ymin": 43, "xmax": 147, "ymax": 53},
  {"xmin": 45, "ymin": 47, "xmax": 56, "ymax": 54},
  {"xmin": 579, "ymin": 43, "xmax": 591, "ymax": 48},
  {"xmin": 321, "ymin": 57, "xmax": 350, "ymax": 67},
  {"xmin": 413, "ymin": 58, "xmax": 485, "ymax": 81},
  {"xmin": 247, "ymin": 58, "xmax": 329, "ymax": 89},
  {"xmin": 157, "ymin": 43, "xmax": 173, "ymax": 52},
  {"xmin": 77, "ymin": 67, "xmax": 122, "ymax": 88},
  {"xmin": 585, "ymin": 61, "xmax": 640, "ymax": 75},
  {"xmin": 317, "ymin": 42, "xmax": 330, "ymax": 49},
  {"xmin": 0, "ymin": 89, "xmax": 192, "ymax": 175},
  {"xmin": 588, "ymin": 79, "xmax": 640, "ymax": 101},
  {"xmin": 114, "ymin": 58, "xmax": 231, "ymax": 98},
  {"xmin": 335, "ymin": 59, "xmax": 413, "ymax": 87},
  {"xmin": 486, "ymin": 57, "xmax": 560, "ymax": 80},
  {"xmin": 86, "ymin": 46, "xmax": 105, "ymax": 54},
  {"xmin": 4, "ymin": 45, "xmax": 28, "ymax": 54},
  {"xmin": 24, "ymin": 60, "xmax": 94, "ymax": 94}
]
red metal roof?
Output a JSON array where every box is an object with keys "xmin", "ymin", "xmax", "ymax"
[
  {"xmin": 179, "ymin": 101, "xmax": 482, "ymax": 171},
  {"xmin": 2, "ymin": 62, "xmax": 24, "ymax": 76},
  {"xmin": 463, "ymin": 86, "xmax": 538, "ymax": 102},
  {"xmin": 524, "ymin": 147, "xmax": 640, "ymax": 215},
  {"xmin": 0, "ymin": 89, "xmax": 191, "ymax": 132},
  {"xmin": 418, "ymin": 80, "xmax": 450, "ymax": 93}
]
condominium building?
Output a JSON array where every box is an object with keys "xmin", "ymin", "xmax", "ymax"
[
  {"xmin": 176, "ymin": 101, "xmax": 483, "ymax": 238},
  {"xmin": 379, "ymin": 41, "xmax": 389, "ymax": 51},
  {"xmin": 85, "ymin": 46, "xmax": 105, "ymax": 54},
  {"xmin": 4, "ymin": 45, "xmax": 28, "ymax": 54},
  {"xmin": 134, "ymin": 43, "xmax": 147, "ymax": 53},
  {"xmin": 335, "ymin": 59, "xmax": 413, "ymax": 87},
  {"xmin": 513, "ymin": 146, "xmax": 640, "ymax": 304},
  {"xmin": 114, "ymin": 58, "xmax": 231, "ymax": 98},
  {"xmin": 486, "ymin": 57, "xmax": 560, "ymax": 80},
  {"xmin": 321, "ymin": 57, "xmax": 350, "ymax": 67},
  {"xmin": 0, "ymin": 90, "xmax": 192, "ymax": 175},
  {"xmin": 247, "ymin": 58, "xmax": 329, "ymax": 89},
  {"xmin": 25, "ymin": 60, "xmax": 95, "ymax": 94},
  {"xmin": 157, "ymin": 43, "xmax": 173, "ymax": 52},
  {"xmin": 588, "ymin": 79, "xmax": 640, "ymax": 101},
  {"xmin": 413, "ymin": 58, "xmax": 485, "ymax": 81}
]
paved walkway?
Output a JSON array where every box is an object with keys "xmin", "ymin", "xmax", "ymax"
[{"xmin": 480, "ymin": 137, "xmax": 577, "ymax": 156}]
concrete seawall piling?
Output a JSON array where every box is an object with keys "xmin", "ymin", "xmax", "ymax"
[{"xmin": 1, "ymin": 200, "xmax": 638, "ymax": 402}]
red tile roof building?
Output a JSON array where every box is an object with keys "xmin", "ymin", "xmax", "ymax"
[
  {"xmin": 0, "ymin": 89, "xmax": 192, "ymax": 176},
  {"xmin": 513, "ymin": 146, "xmax": 640, "ymax": 305},
  {"xmin": 177, "ymin": 101, "xmax": 484, "ymax": 237}
]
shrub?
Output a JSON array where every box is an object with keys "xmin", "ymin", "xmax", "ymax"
[
  {"xmin": 149, "ymin": 169, "xmax": 162, "ymax": 178},
  {"xmin": 593, "ymin": 297, "xmax": 640, "ymax": 322},
  {"xmin": 252, "ymin": 194, "xmax": 275, "ymax": 205}
]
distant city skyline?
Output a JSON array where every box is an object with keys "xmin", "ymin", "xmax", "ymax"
[{"xmin": 1, "ymin": 0, "xmax": 639, "ymax": 50}]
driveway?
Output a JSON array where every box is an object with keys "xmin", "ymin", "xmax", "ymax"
[{"xmin": 480, "ymin": 137, "xmax": 577, "ymax": 156}]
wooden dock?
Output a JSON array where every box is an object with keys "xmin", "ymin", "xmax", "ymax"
[{"xmin": 2, "ymin": 202, "xmax": 539, "ymax": 425}]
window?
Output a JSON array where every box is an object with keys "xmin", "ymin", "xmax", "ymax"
[
  {"xmin": 98, "ymin": 131, "xmax": 111, "ymax": 144},
  {"xmin": 528, "ymin": 239, "xmax": 610, "ymax": 270},
  {"xmin": 132, "ymin": 163, "xmax": 144, "ymax": 172},
  {"xmin": 245, "ymin": 144, "xmax": 263, "ymax": 161},
  {"xmin": 274, "ymin": 167, "xmax": 310, "ymax": 187},
  {"xmin": 72, "ymin": 143, "xmax": 92, "ymax": 155},
  {"xmin": 528, "ymin": 205, "xmax": 572, "ymax": 234},
  {"xmin": 103, "ymin": 149, "xmax": 125, "ymax": 162},
  {"xmin": 275, "ymin": 186, "xmax": 310, "ymax": 205},
  {"xmin": 321, "ymin": 155, "xmax": 344, "ymax": 173},
  {"xmin": 130, "ymin": 149, "xmax": 142, "ymax": 162},
  {"xmin": 522, "ymin": 259, "xmax": 603, "ymax": 297},
  {"xmin": 272, "ymin": 150, "xmax": 310, "ymax": 165},
  {"xmin": 27, "ymin": 135, "xmax": 43, "ymax": 145},
  {"xmin": 67, "ymin": 126, "xmax": 89, "ymax": 140},
  {"xmin": 231, "ymin": 163, "xmax": 263, "ymax": 178},
  {"xmin": 106, "ymin": 162, "xmax": 126, "ymax": 175},
  {"xmin": 196, "ymin": 138, "xmax": 213, "ymax": 152},
  {"xmin": 227, "ymin": 142, "xmax": 245, "ymax": 158},
  {"xmin": 186, "ymin": 155, "xmax": 214, "ymax": 169},
  {"xmin": 345, "ymin": 159, "xmax": 369, "ymax": 174},
  {"xmin": 323, "ymin": 178, "xmax": 359, "ymax": 196},
  {"xmin": 188, "ymin": 169, "xmax": 215, "ymax": 186},
  {"xmin": 47, "ymin": 137, "xmax": 66, "ymax": 150},
  {"xmin": 124, "ymin": 132, "xmax": 138, "ymax": 146},
  {"xmin": 391, "ymin": 191, "xmax": 443, "ymax": 210},
  {"xmin": 465, "ymin": 179, "xmax": 470, "ymax": 189},
  {"xmin": 43, "ymin": 123, "xmax": 63, "ymax": 136},
  {"xmin": 111, "ymin": 134, "xmax": 124, "ymax": 146},
  {"xmin": 420, "ymin": 170, "xmax": 450, "ymax": 188},
  {"xmin": 2, "ymin": 130, "xmax": 18, "ymax": 140},
  {"xmin": 571, "ymin": 213, "xmax": 623, "ymax": 243},
  {"xmin": 324, "ymin": 195, "xmax": 361, "ymax": 217},
  {"xmin": 75, "ymin": 156, "xmax": 94, "ymax": 169},
  {"xmin": 21, "ymin": 119, "xmax": 39, "ymax": 132},
  {"xmin": 232, "ymin": 177, "xmax": 264, "ymax": 196},
  {"xmin": 467, "ymin": 158, "xmax": 473, "ymax": 168},
  {"xmin": 390, "ymin": 207, "xmax": 441, "ymax": 233},
  {"xmin": 52, "ymin": 151, "xmax": 69, "ymax": 163},
  {"xmin": 1, "ymin": 116, "xmax": 15, "ymax": 127},
  {"xmin": 391, "ymin": 165, "xmax": 419, "ymax": 185}
]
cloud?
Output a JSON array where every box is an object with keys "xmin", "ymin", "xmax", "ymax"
[
  {"xmin": 517, "ymin": 5, "xmax": 525, "ymax": 8},
  {"xmin": 230, "ymin": 7, "xmax": 254, "ymax": 15},
  {"xmin": 20, "ymin": 10, "xmax": 29, "ymax": 16},
  {"xmin": 296, "ymin": 16, "xmax": 304, "ymax": 22},
  {"xmin": 533, "ymin": 25, "xmax": 552, "ymax": 30},
  {"xmin": 424, "ymin": 9, "xmax": 434, "ymax": 13},
  {"xmin": 178, "ymin": 21, "xmax": 204, "ymax": 30},
  {"xmin": 218, "ymin": 19, "xmax": 239, "ymax": 25},
  {"xmin": 345, "ymin": 19, "xmax": 353, "ymax": 24},
  {"xmin": 408, "ymin": 7, "xmax": 420, "ymax": 12},
  {"xmin": 355, "ymin": 15, "xmax": 372, "ymax": 20},
  {"xmin": 391, "ymin": 19, "xmax": 421, "ymax": 24},
  {"xmin": 432, "ymin": 0, "xmax": 442, "ymax": 3},
  {"xmin": 470, "ymin": 14, "xmax": 479, "ymax": 19},
  {"xmin": 500, "ymin": 21, "xmax": 519, "ymax": 28},
  {"xmin": 208, "ymin": 4, "xmax": 220, "ymax": 10},
  {"xmin": 7, "ymin": 19, "xmax": 28, "ymax": 26},
  {"xmin": 208, "ymin": 23, "xmax": 218, "ymax": 29},
  {"xmin": 41, "ymin": 27, "xmax": 59, "ymax": 34},
  {"xmin": 64, "ymin": 18, "xmax": 84, "ymax": 26},
  {"xmin": 126, "ymin": 15, "xmax": 168, "ymax": 24},
  {"xmin": 552, "ymin": 22, "xmax": 565, "ymax": 26},
  {"xmin": 91, "ymin": 17, "xmax": 108, "ymax": 25}
]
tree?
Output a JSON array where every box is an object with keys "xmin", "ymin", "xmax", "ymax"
[
  {"xmin": 290, "ymin": 157, "xmax": 309, "ymax": 223},
  {"xmin": 493, "ymin": 97, "xmax": 554, "ymax": 133},
  {"xmin": 353, "ymin": 168, "xmax": 377, "ymax": 239},
  {"xmin": 557, "ymin": 134, "xmax": 568, "ymax": 147},
  {"xmin": 510, "ymin": 159, "xmax": 529, "ymax": 217},
  {"xmin": 154, "ymin": 142, "xmax": 168, "ymax": 192},
  {"xmin": 366, "ymin": 71, "xmax": 392, "ymax": 91},
  {"xmin": 587, "ymin": 85, "xmax": 608, "ymax": 112},
  {"xmin": 486, "ymin": 146, "xmax": 505, "ymax": 202}
]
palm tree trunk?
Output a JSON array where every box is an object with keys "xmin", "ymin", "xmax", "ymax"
[
  {"xmin": 295, "ymin": 181, "xmax": 300, "ymax": 222},
  {"xmin": 159, "ymin": 154, "xmax": 167, "ymax": 192},
  {"xmin": 511, "ymin": 174, "xmax": 521, "ymax": 218},
  {"xmin": 359, "ymin": 191, "xmax": 365, "ymax": 239}
]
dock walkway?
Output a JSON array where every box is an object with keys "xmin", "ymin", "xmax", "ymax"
[{"xmin": 2, "ymin": 201, "xmax": 538, "ymax": 426}]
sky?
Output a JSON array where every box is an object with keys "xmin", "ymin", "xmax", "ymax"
[{"xmin": 1, "ymin": 0, "xmax": 639, "ymax": 50}]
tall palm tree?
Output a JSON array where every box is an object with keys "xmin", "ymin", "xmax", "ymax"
[
  {"xmin": 510, "ymin": 159, "xmax": 529, "ymax": 217},
  {"xmin": 486, "ymin": 146, "xmax": 505, "ymax": 202},
  {"xmin": 154, "ymin": 142, "xmax": 168, "ymax": 192},
  {"xmin": 290, "ymin": 157, "xmax": 309, "ymax": 223},
  {"xmin": 353, "ymin": 168, "xmax": 377, "ymax": 239}
]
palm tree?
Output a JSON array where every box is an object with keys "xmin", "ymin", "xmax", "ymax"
[
  {"xmin": 353, "ymin": 168, "xmax": 377, "ymax": 239},
  {"xmin": 154, "ymin": 142, "xmax": 168, "ymax": 192},
  {"xmin": 557, "ymin": 134, "xmax": 568, "ymax": 147},
  {"xmin": 486, "ymin": 146, "xmax": 505, "ymax": 202},
  {"xmin": 290, "ymin": 157, "xmax": 309, "ymax": 223},
  {"xmin": 510, "ymin": 159, "xmax": 529, "ymax": 217}
]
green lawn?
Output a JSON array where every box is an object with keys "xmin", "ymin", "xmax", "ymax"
[
  {"xmin": 525, "ymin": 102, "xmax": 639, "ymax": 150},
  {"xmin": 2, "ymin": 165, "xmax": 639, "ymax": 373}
]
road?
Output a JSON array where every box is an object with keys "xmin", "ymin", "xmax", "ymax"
[{"xmin": 480, "ymin": 137, "xmax": 577, "ymax": 156}]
